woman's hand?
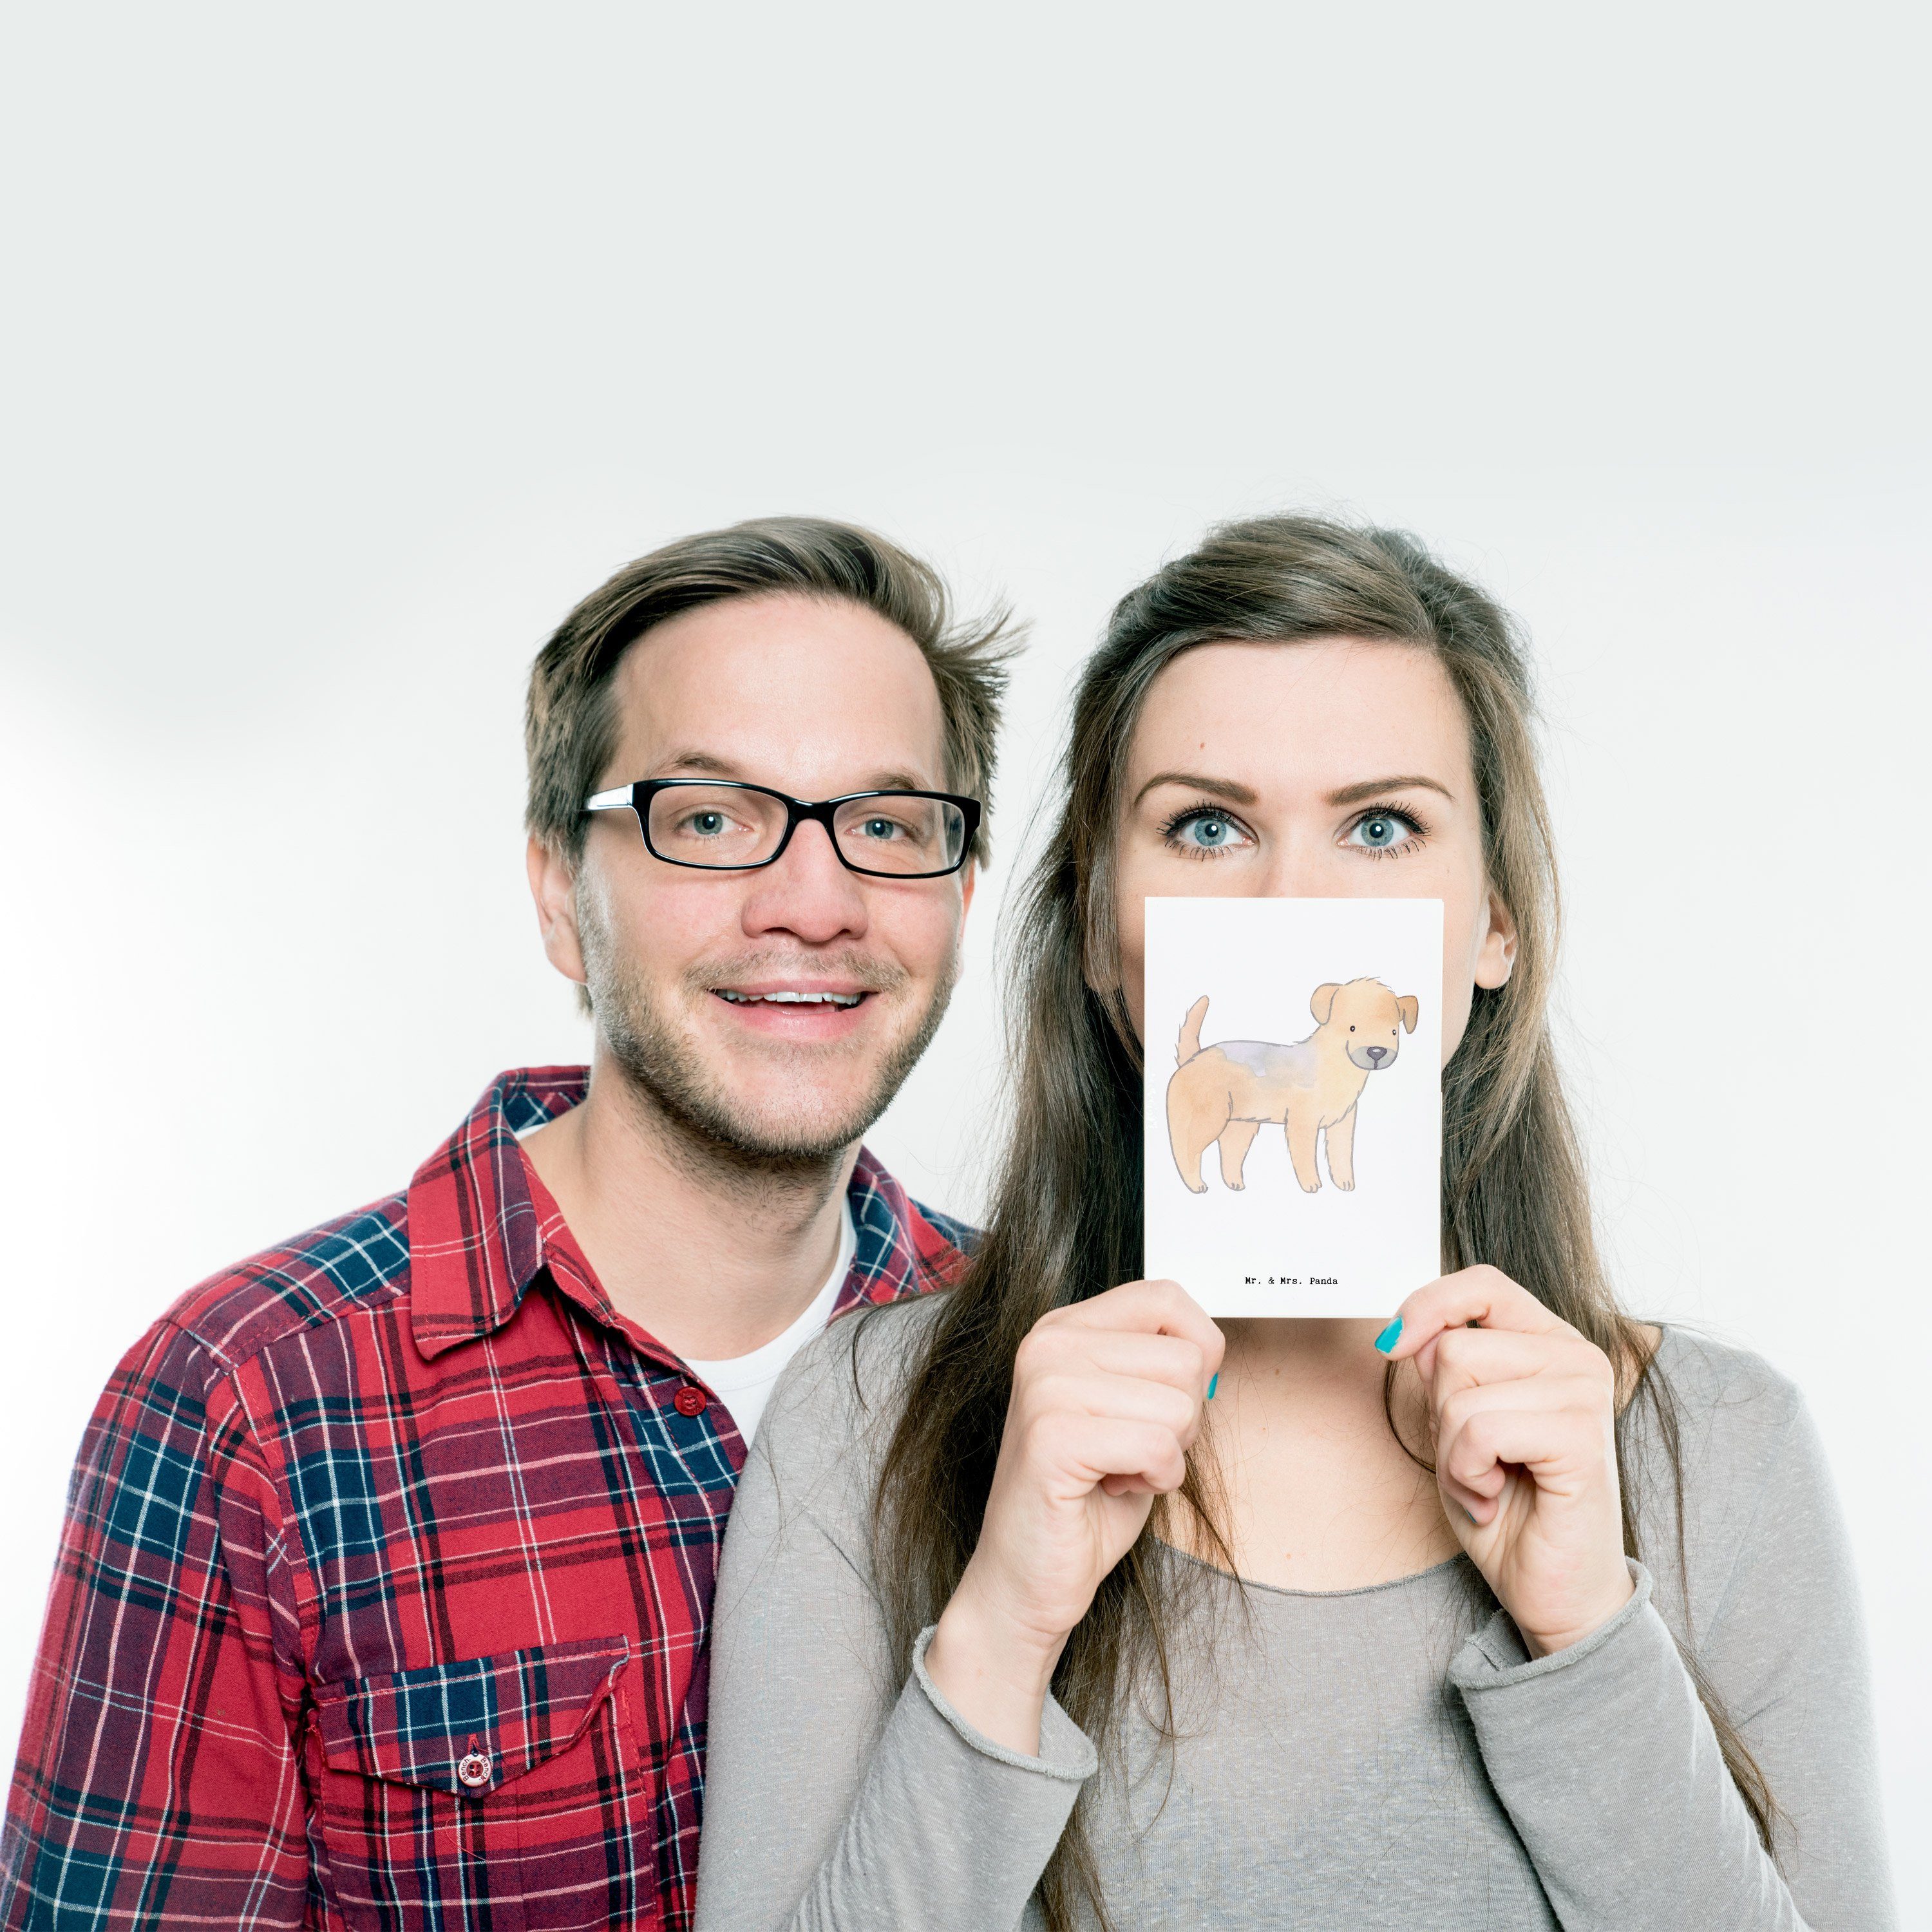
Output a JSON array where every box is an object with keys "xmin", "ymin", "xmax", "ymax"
[
  {"xmin": 924, "ymin": 1278, "xmax": 1223, "ymax": 1754},
  {"xmin": 1382, "ymin": 1265, "xmax": 1634, "ymax": 1658}
]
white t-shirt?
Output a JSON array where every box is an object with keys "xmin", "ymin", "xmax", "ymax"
[{"xmin": 685, "ymin": 1201, "xmax": 856, "ymax": 1446}]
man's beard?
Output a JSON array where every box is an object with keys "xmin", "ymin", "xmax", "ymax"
[{"xmin": 579, "ymin": 915, "xmax": 957, "ymax": 1182}]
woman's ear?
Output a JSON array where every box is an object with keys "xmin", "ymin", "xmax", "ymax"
[{"xmin": 1474, "ymin": 885, "xmax": 1518, "ymax": 990}]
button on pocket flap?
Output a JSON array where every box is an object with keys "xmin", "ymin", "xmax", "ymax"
[{"xmin": 315, "ymin": 1636, "xmax": 630, "ymax": 1797}]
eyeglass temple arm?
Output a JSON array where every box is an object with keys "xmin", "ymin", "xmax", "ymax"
[{"xmin": 583, "ymin": 788, "xmax": 636, "ymax": 812}]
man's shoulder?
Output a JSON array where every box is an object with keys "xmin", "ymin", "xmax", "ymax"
[
  {"xmin": 153, "ymin": 1189, "xmax": 415, "ymax": 1384},
  {"xmin": 908, "ymin": 1196, "xmax": 978, "ymax": 1260},
  {"xmin": 844, "ymin": 1150, "xmax": 978, "ymax": 1304}
]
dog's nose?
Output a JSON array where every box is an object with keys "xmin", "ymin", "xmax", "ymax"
[{"xmin": 1367, "ymin": 1045, "xmax": 1387, "ymax": 1063}]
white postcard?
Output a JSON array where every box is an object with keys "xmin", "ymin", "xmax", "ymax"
[{"xmin": 1142, "ymin": 897, "xmax": 1443, "ymax": 1320}]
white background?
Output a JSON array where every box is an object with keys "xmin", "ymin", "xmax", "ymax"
[
  {"xmin": 1144, "ymin": 896, "xmax": 1444, "ymax": 1318},
  {"xmin": 1, "ymin": 4, "xmax": 1926, "ymax": 1917}
]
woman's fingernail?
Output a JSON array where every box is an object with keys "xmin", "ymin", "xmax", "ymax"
[
  {"xmin": 1206, "ymin": 1373, "xmax": 1219, "ymax": 1401},
  {"xmin": 1373, "ymin": 1316, "xmax": 1403, "ymax": 1355}
]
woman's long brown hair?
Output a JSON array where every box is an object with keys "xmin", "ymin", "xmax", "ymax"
[{"xmin": 870, "ymin": 515, "xmax": 1774, "ymax": 1929}]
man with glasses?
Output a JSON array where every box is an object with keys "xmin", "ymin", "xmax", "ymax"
[{"xmin": 2, "ymin": 519, "xmax": 1013, "ymax": 1931}]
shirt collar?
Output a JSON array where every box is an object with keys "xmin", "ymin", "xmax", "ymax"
[
  {"xmin": 408, "ymin": 1066, "xmax": 586, "ymax": 1360},
  {"xmin": 408, "ymin": 1066, "xmax": 964, "ymax": 1361},
  {"xmin": 837, "ymin": 1147, "xmax": 970, "ymax": 1314}
]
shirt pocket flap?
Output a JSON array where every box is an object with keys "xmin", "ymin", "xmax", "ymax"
[{"xmin": 314, "ymin": 1636, "xmax": 630, "ymax": 1799}]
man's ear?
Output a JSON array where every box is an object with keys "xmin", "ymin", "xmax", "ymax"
[
  {"xmin": 1310, "ymin": 982, "xmax": 1341, "ymax": 1023},
  {"xmin": 1475, "ymin": 884, "xmax": 1519, "ymax": 991},
  {"xmin": 1397, "ymin": 994, "xmax": 1419, "ymax": 1034},
  {"xmin": 526, "ymin": 835, "xmax": 589, "ymax": 988}
]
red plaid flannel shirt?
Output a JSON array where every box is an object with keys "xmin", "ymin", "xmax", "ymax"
[{"xmin": 1, "ymin": 1068, "xmax": 970, "ymax": 1930}]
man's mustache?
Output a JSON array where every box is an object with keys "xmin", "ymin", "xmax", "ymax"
[{"xmin": 685, "ymin": 951, "xmax": 913, "ymax": 998}]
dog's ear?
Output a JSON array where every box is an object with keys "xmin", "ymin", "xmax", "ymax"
[
  {"xmin": 1310, "ymin": 982, "xmax": 1341, "ymax": 1023},
  {"xmin": 1397, "ymin": 994, "xmax": 1419, "ymax": 1034}
]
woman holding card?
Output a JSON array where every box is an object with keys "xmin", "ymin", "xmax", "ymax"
[{"xmin": 694, "ymin": 518, "xmax": 1893, "ymax": 1929}]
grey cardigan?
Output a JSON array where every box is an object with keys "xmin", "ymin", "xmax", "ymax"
[{"xmin": 694, "ymin": 1298, "xmax": 1895, "ymax": 1929}]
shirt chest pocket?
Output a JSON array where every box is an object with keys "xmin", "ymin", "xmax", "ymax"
[{"xmin": 312, "ymin": 1636, "xmax": 643, "ymax": 1932}]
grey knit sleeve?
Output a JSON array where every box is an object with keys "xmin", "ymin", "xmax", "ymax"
[
  {"xmin": 1448, "ymin": 1374, "xmax": 1895, "ymax": 1931},
  {"xmin": 692, "ymin": 1305, "xmax": 1093, "ymax": 1932}
]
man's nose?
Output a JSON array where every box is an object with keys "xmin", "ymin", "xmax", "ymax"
[{"xmin": 739, "ymin": 819, "xmax": 868, "ymax": 943}]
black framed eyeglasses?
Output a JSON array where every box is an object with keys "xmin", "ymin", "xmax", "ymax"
[{"xmin": 582, "ymin": 779, "xmax": 981, "ymax": 878}]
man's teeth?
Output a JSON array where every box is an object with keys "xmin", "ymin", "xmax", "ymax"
[{"xmin": 718, "ymin": 990, "xmax": 863, "ymax": 1007}]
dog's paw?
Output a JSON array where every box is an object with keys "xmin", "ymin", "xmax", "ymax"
[
  {"xmin": 1333, "ymin": 1177, "xmax": 1354, "ymax": 1191},
  {"xmin": 1186, "ymin": 1181, "xmax": 1208, "ymax": 1195},
  {"xmin": 1227, "ymin": 1180, "xmax": 1245, "ymax": 1191},
  {"xmin": 1297, "ymin": 1177, "xmax": 1321, "ymax": 1194}
]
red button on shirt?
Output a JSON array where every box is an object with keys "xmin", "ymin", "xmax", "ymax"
[{"xmin": 673, "ymin": 1383, "xmax": 708, "ymax": 1417}]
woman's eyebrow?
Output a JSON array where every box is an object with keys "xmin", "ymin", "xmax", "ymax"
[
  {"xmin": 1325, "ymin": 775, "xmax": 1456, "ymax": 807},
  {"xmin": 1131, "ymin": 771, "xmax": 1260, "ymax": 808},
  {"xmin": 1132, "ymin": 771, "xmax": 1456, "ymax": 810}
]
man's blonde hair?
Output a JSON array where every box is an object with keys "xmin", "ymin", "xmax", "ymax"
[{"xmin": 526, "ymin": 515, "xmax": 1018, "ymax": 866}]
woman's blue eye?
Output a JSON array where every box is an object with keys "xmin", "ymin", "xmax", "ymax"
[
  {"xmin": 1161, "ymin": 808, "xmax": 1255, "ymax": 855},
  {"xmin": 1174, "ymin": 811, "xmax": 1254, "ymax": 851},
  {"xmin": 1347, "ymin": 810, "xmax": 1419, "ymax": 850}
]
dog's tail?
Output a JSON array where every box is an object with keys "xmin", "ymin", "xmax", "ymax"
[{"xmin": 1177, "ymin": 995, "xmax": 1209, "ymax": 1065}]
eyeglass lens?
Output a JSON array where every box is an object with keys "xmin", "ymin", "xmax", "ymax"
[{"xmin": 645, "ymin": 784, "xmax": 967, "ymax": 874}]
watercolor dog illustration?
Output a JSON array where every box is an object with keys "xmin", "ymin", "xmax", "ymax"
[{"xmin": 1166, "ymin": 978, "xmax": 1421, "ymax": 1195}]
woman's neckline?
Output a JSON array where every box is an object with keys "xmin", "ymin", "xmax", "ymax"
[
  {"xmin": 1144, "ymin": 1321, "xmax": 1692, "ymax": 1607},
  {"xmin": 1155, "ymin": 1540, "xmax": 1475, "ymax": 1601},
  {"xmin": 1150, "ymin": 1322, "xmax": 1687, "ymax": 1604}
]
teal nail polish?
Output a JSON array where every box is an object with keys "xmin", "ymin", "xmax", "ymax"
[
  {"xmin": 1373, "ymin": 1316, "xmax": 1403, "ymax": 1355},
  {"xmin": 1206, "ymin": 1373, "xmax": 1219, "ymax": 1401}
]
